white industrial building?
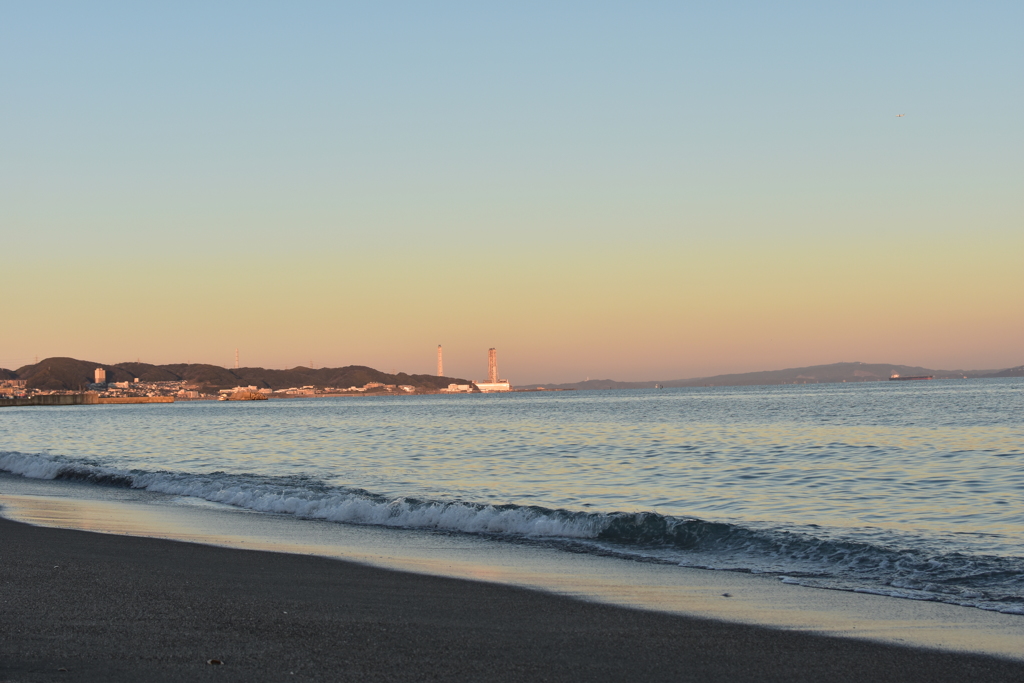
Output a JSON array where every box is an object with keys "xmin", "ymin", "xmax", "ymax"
[{"xmin": 476, "ymin": 348, "xmax": 511, "ymax": 392}]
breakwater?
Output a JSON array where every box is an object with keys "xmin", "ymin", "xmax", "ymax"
[
  {"xmin": 0, "ymin": 394, "xmax": 173, "ymax": 407},
  {"xmin": 0, "ymin": 394, "xmax": 99, "ymax": 407},
  {"xmin": 97, "ymin": 397, "xmax": 174, "ymax": 404}
]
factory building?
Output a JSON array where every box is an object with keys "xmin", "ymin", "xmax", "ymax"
[{"xmin": 475, "ymin": 348, "xmax": 511, "ymax": 392}]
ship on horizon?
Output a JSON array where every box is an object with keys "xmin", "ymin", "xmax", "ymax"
[{"xmin": 889, "ymin": 373, "xmax": 934, "ymax": 381}]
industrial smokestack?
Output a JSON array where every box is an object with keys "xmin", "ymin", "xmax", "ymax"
[
  {"xmin": 488, "ymin": 348, "xmax": 498, "ymax": 384},
  {"xmin": 437, "ymin": 345, "xmax": 444, "ymax": 377}
]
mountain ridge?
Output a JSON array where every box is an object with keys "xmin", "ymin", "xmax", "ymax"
[
  {"xmin": 518, "ymin": 361, "xmax": 1020, "ymax": 390},
  {"xmin": 4, "ymin": 358, "xmax": 1021, "ymax": 393},
  {"xmin": 3, "ymin": 357, "xmax": 471, "ymax": 393}
]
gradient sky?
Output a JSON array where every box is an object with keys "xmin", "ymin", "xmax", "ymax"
[{"xmin": 2, "ymin": 2, "xmax": 1021, "ymax": 383}]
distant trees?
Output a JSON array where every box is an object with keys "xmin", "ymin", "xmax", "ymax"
[{"xmin": 8, "ymin": 357, "xmax": 471, "ymax": 392}]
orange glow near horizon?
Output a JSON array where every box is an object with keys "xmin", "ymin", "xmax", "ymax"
[{"xmin": 4, "ymin": 233, "xmax": 1021, "ymax": 384}]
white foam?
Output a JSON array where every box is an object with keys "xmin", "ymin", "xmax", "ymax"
[
  {"xmin": 0, "ymin": 452, "xmax": 67, "ymax": 480},
  {"xmin": 0, "ymin": 451, "xmax": 603, "ymax": 540},
  {"xmin": 4, "ymin": 450, "xmax": 1024, "ymax": 618}
]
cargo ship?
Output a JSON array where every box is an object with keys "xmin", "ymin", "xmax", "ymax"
[{"xmin": 889, "ymin": 374, "xmax": 933, "ymax": 381}]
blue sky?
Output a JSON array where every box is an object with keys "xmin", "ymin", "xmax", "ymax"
[{"xmin": 2, "ymin": 3, "xmax": 1021, "ymax": 380}]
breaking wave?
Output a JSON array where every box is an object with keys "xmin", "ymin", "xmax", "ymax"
[{"xmin": 2, "ymin": 450, "xmax": 1023, "ymax": 614}]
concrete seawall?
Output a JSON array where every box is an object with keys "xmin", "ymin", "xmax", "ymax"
[
  {"xmin": 0, "ymin": 394, "xmax": 174, "ymax": 407},
  {"xmin": 0, "ymin": 393, "xmax": 99, "ymax": 407},
  {"xmin": 97, "ymin": 397, "xmax": 174, "ymax": 404}
]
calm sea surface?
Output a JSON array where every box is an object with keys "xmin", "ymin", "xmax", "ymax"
[{"xmin": 2, "ymin": 379, "xmax": 1023, "ymax": 612}]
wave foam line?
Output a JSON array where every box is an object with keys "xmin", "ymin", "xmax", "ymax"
[
  {"xmin": 0, "ymin": 451, "xmax": 602, "ymax": 538},
  {"xmin": 3, "ymin": 451, "xmax": 1024, "ymax": 614}
]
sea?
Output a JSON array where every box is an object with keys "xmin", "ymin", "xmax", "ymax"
[{"xmin": 2, "ymin": 379, "xmax": 1023, "ymax": 617}]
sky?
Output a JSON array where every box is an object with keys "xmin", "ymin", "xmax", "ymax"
[{"xmin": 2, "ymin": 2, "xmax": 1021, "ymax": 383}]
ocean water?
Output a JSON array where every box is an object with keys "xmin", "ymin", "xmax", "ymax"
[{"xmin": 2, "ymin": 379, "xmax": 1023, "ymax": 614}]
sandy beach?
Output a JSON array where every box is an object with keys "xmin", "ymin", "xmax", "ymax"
[{"xmin": 2, "ymin": 517, "xmax": 1023, "ymax": 682}]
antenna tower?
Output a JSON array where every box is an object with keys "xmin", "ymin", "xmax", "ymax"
[
  {"xmin": 235, "ymin": 348, "xmax": 239, "ymax": 369},
  {"xmin": 437, "ymin": 345, "xmax": 443, "ymax": 376}
]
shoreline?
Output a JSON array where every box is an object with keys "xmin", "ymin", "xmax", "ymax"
[
  {"xmin": 4, "ymin": 517, "xmax": 1024, "ymax": 682},
  {"xmin": 3, "ymin": 472, "xmax": 1024, "ymax": 663}
]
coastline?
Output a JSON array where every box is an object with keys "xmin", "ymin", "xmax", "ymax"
[
  {"xmin": 3, "ymin": 472, "xmax": 1024, "ymax": 661},
  {"xmin": 4, "ymin": 517, "xmax": 1024, "ymax": 683}
]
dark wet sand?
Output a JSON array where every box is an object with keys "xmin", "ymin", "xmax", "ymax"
[{"xmin": 2, "ymin": 518, "xmax": 1022, "ymax": 683}]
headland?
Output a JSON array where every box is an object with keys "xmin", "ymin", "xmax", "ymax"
[{"xmin": 0, "ymin": 356, "xmax": 475, "ymax": 404}]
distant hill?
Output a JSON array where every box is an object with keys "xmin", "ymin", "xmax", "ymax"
[
  {"xmin": 519, "ymin": 361, "xmax": 1020, "ymax": 391},
  {"xmin": 7, "ymin": 357, "xmax": 471, "ymax": 393},
  {"xmin": 989, "ymin": 365, "xmax": 1024, "ymax": 378},
  {"xmin": 13, "ymin": 357, "xmax": 136, "ymax": 391},
  {"xmin": 663, "ymin": 362, "xmax": 970, "ymax": 388},
  {"xmin": 5, "ymin": 358, "xmax": 1020, "ymax": 393}
]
